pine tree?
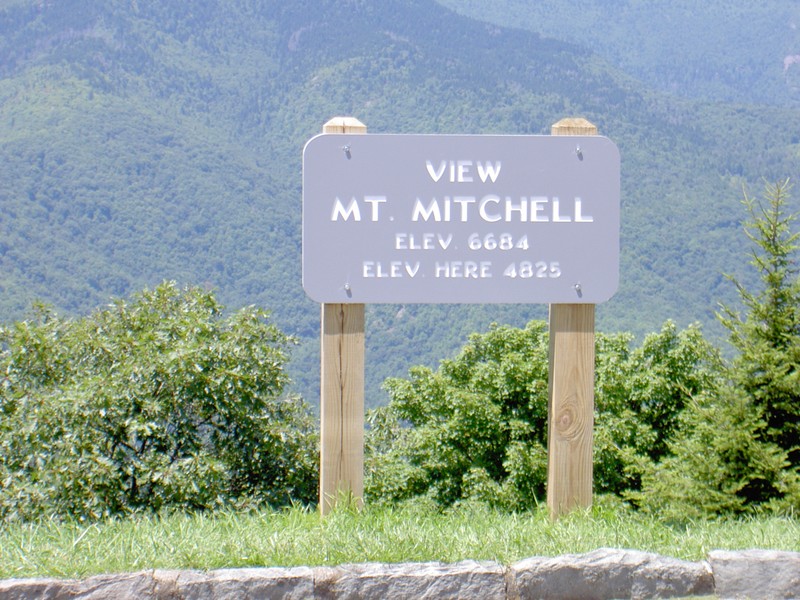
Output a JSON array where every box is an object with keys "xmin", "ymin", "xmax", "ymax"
[
  {"xmin": 637, "ymin": 181, "xmax": 800, "ymax": 519},
  {"xmin": 718, "ymin": 179, "xmax": 800, "ymax": 466}
]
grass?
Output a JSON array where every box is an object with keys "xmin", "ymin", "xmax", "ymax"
[{"xmin": 1, "ymin": 502, "xmax": 798, "ymax": 580}]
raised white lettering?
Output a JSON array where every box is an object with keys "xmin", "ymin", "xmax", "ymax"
[
  {"xmin": 552, "ymin": 197, "xmax": 571, "ymax": 222},
  {"xmin": 476, "ymin": 161, "xmax": 502, "ymax": 183},
  {"xmin": 530, "ymin": 197, "xmax": 549, "ymax": 222},
  {"xmin": 435, "ymin": 261, "xmax": 492, "ymax": 278},
  {"xmin": 426, "ymin": 160, "xmax": 446, "ymax": 182},
  {"xmin": 412, "ymin": 198, "xmax": 442, "ymax": 222},
  {"xmin": 363, "ymin": 261, "xmax": 421, "ymax": 278},
  {"xmin": 574, "ymin": 197, "xmax": 593, "ymax": 222},
  {"xmin": 452, "ymin": 196, "xmax": 476, "ymax": 221},
  {"xmin": 411, "ymin": 196, "xmax": 592, "ymax": 223},
  {"xmin": 506, "ymin": 198, "xmax": 527, "ymax": 221},
  {"xmin": 363, "ymin": 196, "xmax": 387, "ymax": 221},
  {"xmin": 457, "ymin": 160, "xmax": 473, "ymax": 182},
  {"xmin": 331, "ymin": 197, "xmax": 361, "ymax": 221},
  {"xmin": 426, "ymin": 160, "xmax": 501, "ymax": 183},
  {"xmin": 479, "ymin": 196, "xmax": 501, "ymax": 222},
  {"xmin": 395, "ymin": 233, "xmax": 454, "ymax": 250}
]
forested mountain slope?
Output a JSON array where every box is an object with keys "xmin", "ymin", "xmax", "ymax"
[
  {"xmin": 1, "ymin": 0, "xmax": 799, "ymax": 405},
  {"xmin": 439, "ymin": 0, "xmax": 800, "ymax": 107}
]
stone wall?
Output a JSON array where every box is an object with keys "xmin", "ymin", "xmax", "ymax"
[{"xmin": 1, "ymin": 548, "xmax": 798, "ymax": 599}]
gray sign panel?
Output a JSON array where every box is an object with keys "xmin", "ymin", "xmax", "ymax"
[{"xmin": 302, "ymin": 134, "xmax": 620, "ymax": 304}]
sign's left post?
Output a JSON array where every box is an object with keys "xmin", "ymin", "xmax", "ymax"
[{"xmin": 318, "ymin": 117, "xmax": 367, "ymax": 516}]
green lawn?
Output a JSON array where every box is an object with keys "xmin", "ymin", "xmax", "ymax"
[{"xmin": 2, "ymin": 502, "xmax": 799, "ymax": 580}]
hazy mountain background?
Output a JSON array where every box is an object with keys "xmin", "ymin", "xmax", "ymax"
[
  {"xmin": 439, "ymin": 1, "xmax": 800, "ymax": 107},
  {"xmin": 1, "ymin": 0, "xmax": 799, "ymax": 406}
]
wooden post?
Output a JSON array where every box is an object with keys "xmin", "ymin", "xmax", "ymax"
[
  {"xmin": 319, "ymin": 117, "xmax": 367, "ymax": 516},
  {"xmin": 547, "ymin": 117, "xmax": 597, "ymax": 519}
]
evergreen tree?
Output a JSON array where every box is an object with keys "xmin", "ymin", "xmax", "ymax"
[
  {"xmin": 635, "ymin": 386, "xmax": 800, "ymax": 519},
  {"xmin": 636, "ymin": 181, "xmax": 800, "ymax": 519},
  {"xmin": 718, "ymin": 179, "xmax": 800, "ymax": 465}
]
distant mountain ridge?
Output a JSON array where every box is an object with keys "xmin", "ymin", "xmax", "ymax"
[
  {"xmin": 1, "ymin": 0, "xmax": 799, "ymax": 405},
  {"xmin": 438, "ymin": 0, "xmax": 800, "ymax": 107}
]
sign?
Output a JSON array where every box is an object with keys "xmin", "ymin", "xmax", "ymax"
[{"xmin": 302, "ymin": 134, "xmax": 620, "ymax": 304}]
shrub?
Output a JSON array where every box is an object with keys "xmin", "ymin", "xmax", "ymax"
[
  {"xmin": 365, "ymin": 320, "xmax": 720, "ymax": 510},
  {"xmin": 0, "ymin": 282, "xmax": 318, "ymax": 521}
]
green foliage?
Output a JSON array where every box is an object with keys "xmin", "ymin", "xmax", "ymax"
[
  {"xmin": 719, "ymin": 180, "xmax": 800, "ymax": 464},
  {"xmin": 635, "ymin": 388, "xmax": 800, "ymax": 520},
  {"xmin": 634, "ymin": 181, "xmax": 800, "ymax": 520},
  {"xmin": 440, "ymin": 0, "xmax": 800, "ymax": 107},
  {"xmin": 365, "ymin": 320, "xmax": 720, "ymax": 510},
  {"xmin": 365, "ymin": 322, "xmax": 550, "ymax": 509},
  {"xmin": 2, "ymin": 0, "xmax": 800, "ymax": 409},
  {"xmin": 593, "ymin": 322, "xmax": 722, "ymax": 498},
  {"xmin": 0, "ymin": 282, "xmax": 318, "ymax": 522}
]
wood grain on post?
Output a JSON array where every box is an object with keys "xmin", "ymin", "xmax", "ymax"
[
  {"xmin": 547, "ymin": 117, "xmax": 597, "ymax": 519},
  {"xmin": 319, "ymin": 117, "xmax": 366, "ymax": 516}
]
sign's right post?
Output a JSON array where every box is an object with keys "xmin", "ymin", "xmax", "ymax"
[{"xmin": 547, "ymin": 117, "xmax": 598, "ymax": 519}]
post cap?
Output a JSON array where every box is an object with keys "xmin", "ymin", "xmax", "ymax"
[
  {"xmin": 323, "ymin": 117, "xmax": 367, "ymax": 134},
  {"xmin": 551, "ymin": 117, "xmax": 598, "ymax": 136}
]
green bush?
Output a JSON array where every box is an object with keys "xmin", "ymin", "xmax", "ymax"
[
  {"xmin": 594, "ymin": 322, "xmax": 722, "ymax": 500},
  {"xmin": 365, "ymin": 321, "xmax": 551, "ymax": 509},
  {"xmin": 365, "ymin": 320, "xmax": 720, "ymax": 510},
  {"xmin": 0, "ymin": 282, "xmax": 318, "ymax": 522}
]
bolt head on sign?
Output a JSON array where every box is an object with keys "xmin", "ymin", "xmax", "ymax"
[{"xmin": 302, "ymin": 134, "xmax": 620, "ymax": 304}]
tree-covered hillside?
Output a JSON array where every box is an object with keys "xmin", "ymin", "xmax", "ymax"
[
  {"xmin": 1, "ymin": 0, "xmax": 799, "ymax": 405},
  {"xmin": 439, "ymin": 0, "xmax": 800, "ymax": 107}
]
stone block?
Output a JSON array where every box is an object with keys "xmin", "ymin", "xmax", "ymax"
[
  {"xmin": 0, "ymin": 578, "xmax": 73, "ymax": 600},
  {"xmin": 509, "ymin": 548, "xmax": 713, "ymax": 600},
  {"xmin": 709, "ymin": 549, "xmax": 800, "ymax": 599},
  {"xmin": 313, "ymin": 560, "xmax": 508, "ymax": 599},
  {"xmin": 153, "ymin": 567, "xmax": 315, "ymax": 599}
]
